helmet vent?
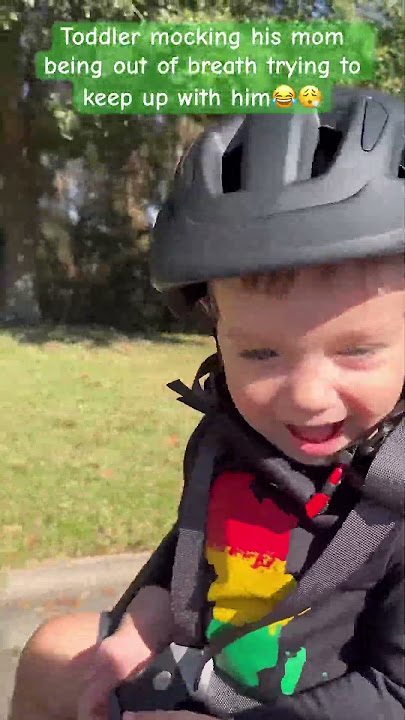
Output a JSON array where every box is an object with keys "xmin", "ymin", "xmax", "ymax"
[
  {"xmin": 311, "ymin": 125, "xmax": 343, "ymax": 177},
  {"xmin": 222, "ymin": 143, "xmax": 243, "ymax": 193}
]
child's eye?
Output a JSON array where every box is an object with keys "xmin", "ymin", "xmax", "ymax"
[
  {"xmin": 339, "ymin": 347, "xmax": 375, "ymax": 357},
  {"xmin": 239, "ymin": 349, "xmax": 279, "ymax": 361}
]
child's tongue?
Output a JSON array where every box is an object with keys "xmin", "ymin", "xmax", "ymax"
[{"xmin": 289, "ymin": 423, "xmax": 340, "ymax": 443}]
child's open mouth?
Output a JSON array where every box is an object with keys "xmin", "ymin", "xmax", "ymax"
[
  {"xmin": 288, "ymin": 421, "xmax": 344, "ymax": 443},
  {"xmin": 286, "ymin": 421, "xmax": 346, "ymax": 455}
]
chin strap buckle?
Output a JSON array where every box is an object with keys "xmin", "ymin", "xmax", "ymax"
[{"xmin": 305, "ymin": 464, "xmax": 347, "ymax": 519}]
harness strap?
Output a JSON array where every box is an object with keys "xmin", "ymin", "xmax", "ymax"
[
  {"xmin": 167, "ymin": 353, "xmax": 219, "ymax": 416},
  {"xmin": 361, "ymin": 417, "xmax": 404, "ymax": 512},
  {"xmin": 170, "ymin": 419, "xmax": 220, "ymax": 647},
  {"xmin": 167, "ymin": 379, "xmax": 214, "ymax": 415}
]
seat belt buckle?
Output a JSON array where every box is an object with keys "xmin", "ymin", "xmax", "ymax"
[
  {"xmin": 110, "ymin": 643, "xmax": 208, "ymax": 715},
  {"xmin": 113, "ymin": 644, "xmax": 190, "ymax": 713},
  {"xmin": 305, "ymin": 465, "xmax": 346, "ymax": 518},
  {"xmin": 170, "ymin": 643, "xmax": 208, "ymax": 695}
]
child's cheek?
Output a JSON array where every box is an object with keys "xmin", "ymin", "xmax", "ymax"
[{"xmin": 227, "ymin": 375, "xmax": 277, "ymax": 423}]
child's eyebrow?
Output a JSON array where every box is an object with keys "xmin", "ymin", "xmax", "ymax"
[
  {"xmin": 333, "ymin": 331, "xmax": 387, "ymax": 344},
  {"xmin": 223, "ymin": 326, "xmax": 391, "ymax": 344},
  {"xmin": 330, "ymin": 323, "xmax": 397, "ymax": 344},
  {"xmin": 223, "ymin": 327, "xmax": 271, "ymax": 341}
]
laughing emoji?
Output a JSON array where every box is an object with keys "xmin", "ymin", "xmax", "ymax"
[
  {"xmin": 299, "ymin": 86, "xmax": 322, "ymax": 108},
  {"xmin": 272, "ymin": 85, "xmax": 296, "ymax": 108}
]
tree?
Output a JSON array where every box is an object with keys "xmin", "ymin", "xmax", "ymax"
[{"xmin": 1, "ymin": 0, "xmax": 403, "ymax": 326}]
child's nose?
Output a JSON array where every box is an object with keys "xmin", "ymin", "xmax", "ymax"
[{"xmin": 285, "ymin": 358, "xmax": 338, "ymax": 417}]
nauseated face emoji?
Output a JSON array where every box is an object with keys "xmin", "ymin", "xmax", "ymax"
[
  {"xmin": 299, "ymin": 85, "xmax": 322, "ymax": 108},
  {"xmin": 272, "ymin": 85, "xmax": 296, "ymax": 108}
]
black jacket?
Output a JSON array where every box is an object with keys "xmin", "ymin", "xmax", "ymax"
[{"xmin": 113, "ymin": 456, "xmax": 404, "ymax": 720}]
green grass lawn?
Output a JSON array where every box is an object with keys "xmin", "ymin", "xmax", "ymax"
[{"xmin": 0, "ymin": 325, "xmax": 213, "ymax": 569}]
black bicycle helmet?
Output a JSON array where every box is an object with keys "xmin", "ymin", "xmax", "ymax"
[{"xmin": 151, "ymin": 85, "xmax": 404, "ymax": 311}]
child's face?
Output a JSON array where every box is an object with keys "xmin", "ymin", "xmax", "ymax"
[{"xmin": 214, "ymin": 261, "xmax": 404, "ymax": 465}]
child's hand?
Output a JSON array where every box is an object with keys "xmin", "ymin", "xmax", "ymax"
[
  {"xmin": 77, "ymin": 627, "xmax": 152, "ymax": 720},
  {"xmin": 77, "ymin": 586, "xmax": 174, "ymax": 720}
]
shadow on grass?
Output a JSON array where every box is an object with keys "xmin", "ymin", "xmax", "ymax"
[{"xmin": 0, "ymin": 323, "xmax": 209, "ymax": 348}]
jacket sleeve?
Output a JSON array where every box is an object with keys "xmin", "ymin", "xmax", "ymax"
[{"xmin": 236, "ymin": 528, "xmax": 405, "ymax": 720}]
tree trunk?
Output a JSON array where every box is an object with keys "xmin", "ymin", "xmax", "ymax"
[{"xmin": 0, "ymin": 25, "xmax": 40, "ymax": 322}]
